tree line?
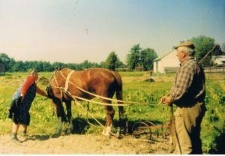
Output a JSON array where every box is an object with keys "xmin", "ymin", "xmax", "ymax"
[
  {"xmin": 0, "ymin": 45, "xmax": 158, "ymax": 72},
  {"xmin": 0, "ymin": 35, "xmax": 225, "ymax": 73}
]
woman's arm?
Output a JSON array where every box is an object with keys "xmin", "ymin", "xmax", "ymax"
[{"xmin": 36, "ymin": 86, "xmax": 48, "ymax": 97}]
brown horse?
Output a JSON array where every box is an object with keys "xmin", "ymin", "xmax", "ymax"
[{"xmin": 46, "ymin": 68, "xmax": 124, "ymax": 136}]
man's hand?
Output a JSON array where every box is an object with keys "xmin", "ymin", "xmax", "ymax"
[{"xmin": 161, "ymin": 95, "xmax": 173, "ymax": 106}]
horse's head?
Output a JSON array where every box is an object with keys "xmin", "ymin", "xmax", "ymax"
[
  {"xmin": 46, "ymin": 85, "xmax": 55, "ymax": 99},
  {"xmin": 47, "ymin": 69, "xmax": 60, "ymax": 99}
]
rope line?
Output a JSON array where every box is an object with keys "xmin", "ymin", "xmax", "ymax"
[
  {"xmin": 50, "ymin": 85, "xmax": 160, "ymax": 107},
  {"xmin": 56, "ymin": 69, "xmax": 152, "ymax": 105},
  {"xmin": 67, "ymin": 92, "xmax": 118, "ymax": 137},
  {"xmin": 48, "ymin": 69, "xmax": 159, "ymax": 106}
]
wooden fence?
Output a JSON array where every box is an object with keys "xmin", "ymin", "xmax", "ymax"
[
  {"xmin": 204, "ymin": 66, "xmax": 225, "ymax": 73},
  {"xmin": 164, "ymin": 66, "xmax": 225, "ymax": 73}
]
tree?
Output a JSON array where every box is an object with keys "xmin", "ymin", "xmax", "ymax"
[
  {"xmin": 126, "ymin": 44, "xmax": 158, "ymax": 71},
  {"xmin": 41, "ymin": 61, "xmax": 53, "ymax": 72},
  {"xmin": 7, "ymin": 58, "xmax": 16, "ymax": 72},
  {"xmin": 140, "ymin": 48, "xmax": 158, "ymax": 70},
  {"xmin": 0, "ymin": 53, "xmax": 11, "ymax": 71},
  {"xmin": 190, "ymin": 35, "xmax": 216, "ymax": 66},
  {"xmin": 126, "ymin": 44, "xmax": 142, "ymax": 70},
  {"xmin": 213, "ymin": 45, "xmax": 223, "ymax": 56},
  {"xmin": 104, "ymin": 51, "xmax": 120, "ymax": 71},
  {"xmin": 80, "ymin": 60, "xmax": 93, "ymax": 69},
  {"xmin": 12, "ymin": 61, "xmax": 25, "ymax": 72},
  {"xmin": 52, "ymin": 62, "xmax": 66, "ymax": 70}
]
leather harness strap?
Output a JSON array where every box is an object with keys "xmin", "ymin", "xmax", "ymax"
[{"xmin": 65, "ymin": 70, "xmax": 74, "ymax": 92}]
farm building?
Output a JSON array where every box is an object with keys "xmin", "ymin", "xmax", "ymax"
[
  {"xmin": 211, "ymin": 55, "xmax": 225, "ymax": 66},
  {"xmin": 153, "ymin": 50, "xmax": 180, "ymax": 73}
]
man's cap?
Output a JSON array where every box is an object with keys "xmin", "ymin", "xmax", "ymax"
[{"xmin": 174, "ymin": 41, "xmax": 195, "ymax": 50}]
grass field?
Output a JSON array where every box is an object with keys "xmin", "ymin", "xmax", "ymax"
[{"xmin": 0, "ymin": 71, "xmax": 224, "ymax": 153}]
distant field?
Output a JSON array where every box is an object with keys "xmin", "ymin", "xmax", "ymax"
[{"xmin": 0, "ymin": 71, "xmax": 224, "ymax": 153}]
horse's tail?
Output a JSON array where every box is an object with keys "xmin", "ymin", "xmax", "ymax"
[{"xmin": 112, "ymin": 71, "xmax": 124, "ymax": 117}]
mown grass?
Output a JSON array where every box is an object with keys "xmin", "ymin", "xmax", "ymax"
[{"xmin": 0, "ymin": 71, "xmax": 225, "ymax": 153}]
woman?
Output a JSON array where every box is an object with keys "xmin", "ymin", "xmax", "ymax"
[{"xmin": 8, "ymin": 69, "xmax": 48, "ymax": 142}]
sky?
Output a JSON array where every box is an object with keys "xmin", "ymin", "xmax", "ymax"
[{"xmin": 0, "ymin": 0, "xmax": 225, "ymax": 64}]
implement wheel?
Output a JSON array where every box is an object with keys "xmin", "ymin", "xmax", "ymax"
[{"xmin": 132, "ymin": 121, "xmax": 156, "ymax": 140}]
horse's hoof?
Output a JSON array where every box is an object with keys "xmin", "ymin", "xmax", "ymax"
[
  {"xmin": 102, "ymin": 128, "xmax": 106, "ymax": 135},
  {"xmin": 62, "ymin": 129, "xmax": 71, "ymax": 135},
  {"xmin": 103, "ymin": 132, "xmax": 110, "ymax": 136},
  {"xmin": 102, "ymin": 126, "xmax": 111, "ymax": 136},
  {"xmin": 66, "ymin": 129, "xmax": 72, "ymax": 134},
  {"xmin": 51, "ymin": 133, "xmax": 61, "ymax": 138}
]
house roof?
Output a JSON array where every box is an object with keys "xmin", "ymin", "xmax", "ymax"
[{"xmin": 154, "ymin": 50, "xmax": 175, "ymax": 61}]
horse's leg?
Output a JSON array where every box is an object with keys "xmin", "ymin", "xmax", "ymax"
[
  {"xmin": 65, "ymin": 100, "xmax": 73, "ymax": 134},
  {"xmin": 118, "ymin": 103, "xmax": 125, "ymax": 122},
  {"xmin": 116, "ymin": 86, "xmax": 128, "ymax": 135},
  {"xmin": 116, "ymin": 89, "xmax": 125, "ymax": 121},
  {"xmin": 52, "ymin": 98, "xmax": 66, "ymax": 136},
  {"xmin": 102, "ymin": 105, "xmax": 115, "ymax": 136}
]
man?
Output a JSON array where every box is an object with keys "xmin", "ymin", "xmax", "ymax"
[{"xmin": 161, "ymin": 41, "xmax": 206, "ymax": 154}]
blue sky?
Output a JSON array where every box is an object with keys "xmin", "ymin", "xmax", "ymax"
[{"xmin": 0, "ymin": 0, "xmax": 224, "ymax": 63}]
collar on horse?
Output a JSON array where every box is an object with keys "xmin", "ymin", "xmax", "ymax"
[{"xmin": 65, "ymin": 70, "xmax": 74, "ymax": 92}]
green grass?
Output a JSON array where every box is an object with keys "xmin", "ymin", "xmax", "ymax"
[{"xmin": 0, "ymin": 71, "xmax": 225, "ymax": 153}]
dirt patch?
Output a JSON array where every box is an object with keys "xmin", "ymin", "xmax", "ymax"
[{"xmin": 0, "ymin": 134, "xmax": 171, "ymax": 154}]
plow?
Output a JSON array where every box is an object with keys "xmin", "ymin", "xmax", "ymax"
[{"xmin": 131, "ymin": 121, "xmax": 171, "ymax": 141}]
